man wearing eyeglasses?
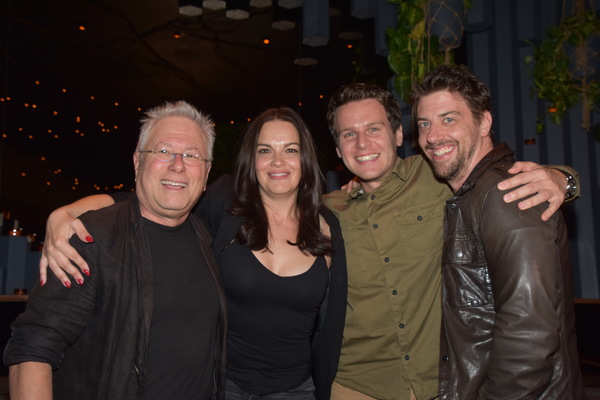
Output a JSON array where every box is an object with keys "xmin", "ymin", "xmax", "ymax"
[{"xmin": 4, "ymin": 101, "xmax": 227, "ymax": 400}]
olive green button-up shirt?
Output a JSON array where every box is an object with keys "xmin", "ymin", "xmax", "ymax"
[{"xmin": 325, "ymin": 155, "xmax": 452, "ymax": 400}]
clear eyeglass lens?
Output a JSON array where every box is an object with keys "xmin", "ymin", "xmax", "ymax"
[{"xmin": 153, "ymin": 149, "xmax": 202, "ymax": 164}]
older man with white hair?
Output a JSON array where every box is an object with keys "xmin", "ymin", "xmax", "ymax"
[{"xmin": 4, "ymin": 101, "xmax": 227, "ymax": 400}]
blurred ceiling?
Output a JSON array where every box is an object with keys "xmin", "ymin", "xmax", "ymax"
[
  {"xmin": 1, "ymin": 0, "xmax": 393, "ymax": 121},
  {"xmin": 0, "ymin": 0, "xmax": 394, "ymax": 235}
]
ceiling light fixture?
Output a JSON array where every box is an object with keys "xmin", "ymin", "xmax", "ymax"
[
  {"xmin": 293, "ymin": 57, "xmax": 318, "ymax": 66},
  {"xmin": 226, "ymin": 0, "xmax": 250, "ymax": 20},
  {"xmin": 279, "ymin": 0, "xmax": 302, "ymax": 9},
  {"xmin": 179, "ymin": 5, "xmax": 203, "ymax": 16},
  {"xmin": 249, "ymin": 0, "xmax": 271, "ymax": 7},
  {"xmin": 202, "ymin": 0, "xmax": 226, "ymax": 10}
]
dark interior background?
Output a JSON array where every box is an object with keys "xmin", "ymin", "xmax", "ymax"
[
  {"xmin": 0, "ymin": 0, "xmax": 598, "ymax": 301},
  {"xmin": 0, "ymin": 0, "xmax": 396, "ymax": 237}
]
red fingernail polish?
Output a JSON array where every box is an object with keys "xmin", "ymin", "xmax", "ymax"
[
  {"xmin": 86, "ymin": 235, "xmax": 94, "ymax": 243},
  {"xmin": 40, "ymin": 280, "xmax": 45, "ymax": 287},
  {"xmin": 64, "ymin": 281, "xmax": 71, "ymax": 288},
  {"xmin": 83, "ymin": 269, "xmax": 90, "ymax": 276},
  {"xmin": 77, "ymin": 279, "xmax": 84, "ymax": 285}
]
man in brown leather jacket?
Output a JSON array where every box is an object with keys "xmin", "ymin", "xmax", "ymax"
[{"xmin": 412, "ymin": 65, "xmax": 584, "ymax": 399}]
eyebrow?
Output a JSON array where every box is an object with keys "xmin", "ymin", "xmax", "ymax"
[
  {"xmin": 440, "ymin": 110, "xmax": 460, "ymax": 118},
  {"xmin": 416, "ymin": 110, "xmax": 460, "ymax": 121},
  {"xmin": 256, "ymin": 141, "xmax": 301, "ymax": 147},
  {"xmin": 153, "ymin": 141, "xmax": 201, "ymax": 151},
  {"xmin": 339, "ymin": 121, "xmax": 386, "ymax": 132}
]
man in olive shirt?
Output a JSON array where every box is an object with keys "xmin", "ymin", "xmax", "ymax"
[{"xmin": 323, "ymin": 83, "xmax": 578, "ymax": 400}]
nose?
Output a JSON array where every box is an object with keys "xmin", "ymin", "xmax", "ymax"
[
  {"xmin": 169, "ymin": 153, "xmax": 186, "ymax": 172},
  {"xmin": 271, "ymin": 152, "xmax": 285, "ymax": 167},
  {"xmin": 423, "ymin": 123, "xmax": 442, "ymax": 144},
  {"xmin": 355, "ymin": 131, "xmax": 370, "ymax": 149}
]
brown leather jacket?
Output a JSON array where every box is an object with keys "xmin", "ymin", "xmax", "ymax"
[{"xmin": 439, "ymin": 144, "xmax": 583, "ymax": 399}]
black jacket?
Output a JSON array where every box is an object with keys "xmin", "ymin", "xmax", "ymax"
[
  {"xmin": 4, "ymin": 196, "xmax": 227, "ymax": 399},
  {"xmin": 197, "ymin": 174, "xmax": 348, "ymax": 400},
  {"xmin": 439, "ymin": 143, "xmax": 583, "ymax": 399}
]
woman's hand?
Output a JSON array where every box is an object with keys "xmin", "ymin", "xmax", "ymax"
[
  {"xmin": 39, "ymin": 207, "xmax": 93, "ymax": 287},
  {"xmin": 38, "ymin": 194, "xmax": 115, "ymax": 286}
]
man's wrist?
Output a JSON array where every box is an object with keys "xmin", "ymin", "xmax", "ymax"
[{"xmin": 558, "ymin": 169, "xmax": 577, "ymax": 201}]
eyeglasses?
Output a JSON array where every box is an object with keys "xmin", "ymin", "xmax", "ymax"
[{"xmin": 138, "ymin": 149, "xmax": 212, "ymax": 165}]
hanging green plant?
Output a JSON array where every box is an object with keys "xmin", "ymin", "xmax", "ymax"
[
  {"xmin": 525, "ymin": 5, "xmax": 600, "ymax": 138},
  {"xmin": 386, "ymin": 0, "xmax": 471, "ymax": 104}
]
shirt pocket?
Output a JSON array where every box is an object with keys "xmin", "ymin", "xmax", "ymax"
[
  {"xmin": 340, "ymin": 224, "xmax": 376, "ymax": 272},
  {"xmin": 339, "ymin": 222, "xmax": 391, "ymax": 292},
  {"xmin": 393, "ymin": 198, "xmax": 445, "ymax": 259},
  {"xmin": 443, "ymin": 228, "xmax": 493, "ymax": 308}
]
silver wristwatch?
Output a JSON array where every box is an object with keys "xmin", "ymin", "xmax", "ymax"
[{"xmin": 560, "ymin": 171, "xmax": 577, "ymax": 200}]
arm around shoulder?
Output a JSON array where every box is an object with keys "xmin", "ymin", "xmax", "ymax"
[
  {"xmin": 60, "ymin": 194, "xmax": 116, "ymax": 219},
  {"xmin": 40, "ymin": 194, "xmax": 117, "ymax": 286},
  {"xmin": 499, "ymin": 161, "xmax": 579, "ymax": 221},
  {"xmin": 547, "ymin": 164, "xmax": 580, "ymax": 201}
]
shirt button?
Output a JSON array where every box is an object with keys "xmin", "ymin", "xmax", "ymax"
[
  {"xmin": 392, "ymin": 290, "xmax": 398, "ymax": 295},
  {"xmin": 373, "ymin": 224, "xmax": 378, "ymax": 229},
  {"xmin": 371, "ymin": 194, "xmax": 376, "ymax": 200},
  {"xmin": 442, "ymin": 355, "xmax": 449, "ymax": 361},
  {"xmin": 417, "ymin": 215, "xmax": 423, "ymax": 221},
  {"xmin": 405, "ymin": 355, "xmax": 410, "ymax": 360},
  {"xmin": 384, "ymin": 257, "xmax": 390, "ymax": 263},
  {"xmin": 399, "ymin": 323, "xmax": 405, "ymax": 328}
]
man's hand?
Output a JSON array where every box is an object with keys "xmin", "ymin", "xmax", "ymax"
[
  {"xmin": 340, "ymin": 177, "xmax": 360, "ymax": 193},
  {"xmin": 497, "ymin": 161, "xmax": 567, "ymax": 222},
  {"xmin": 40, "ymin": 208, "xmax": 93, "ymax": 287}
]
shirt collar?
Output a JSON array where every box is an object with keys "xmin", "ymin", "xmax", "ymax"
[{"xmin": 349, "ymin": 156, "xmax": 405, "ymax": 199}]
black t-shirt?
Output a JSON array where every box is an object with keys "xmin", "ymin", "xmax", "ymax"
[{"xmin": 144, "ymin": 218, "xmax": 220, "ymax": 399}]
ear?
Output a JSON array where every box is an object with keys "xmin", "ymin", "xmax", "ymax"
[
  {"xmin": 395, "ymin": 125, "xmax": 404, "ymax": 147},
  {"xmin": 480, "ymin": 111, "xmax": 492, "ymax": 138},
  {"xmin": 335, "ymin": 146, "xmax": 342, "ymax": 158},
  {"xmin": 203, "ymin": 163, "xmax": 212, "ymax": 191},
  {"xmin": 133, "ymin": 152, "xmax": 140, "ymax": 180}
]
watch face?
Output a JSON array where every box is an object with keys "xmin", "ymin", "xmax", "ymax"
[{"xmin": 565, "ymin": 176, "xmax": 577, "ymax": 198}]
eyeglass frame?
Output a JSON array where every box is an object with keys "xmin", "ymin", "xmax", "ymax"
[{"xmin": 137, "ymin": 149, "xmax": 212, "ymax": 165}]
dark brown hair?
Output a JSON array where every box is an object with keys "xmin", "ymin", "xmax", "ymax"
[
  {"xmin": 231, "ymin": 107, "xmax": 333, "ymax": 256},
  {"xmin": 326, "ymin": 82, "xmax": 403, "ymax": 146},
  {"xmin": 410, "ymin": 65, "xmax": 493, "ymax": 138}
]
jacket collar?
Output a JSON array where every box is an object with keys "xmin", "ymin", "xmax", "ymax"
[{"xmin": 454, "ymin": 142, "xmax": 514, "ymax": 197}]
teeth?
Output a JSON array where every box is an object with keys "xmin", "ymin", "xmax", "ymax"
[
  {"xmin": 270, "ymin": 173, "xmax": 288, "ymax": 176},
  {"xmin": 356, "ymin": 154, "xmax": 379, "ymax": 162},
  {"xmin": 161, "ymin": 180, "xmax": 187, "ymax": 188},
  {"xmin": 433, "ymin": 147, "xmax": 453, "ymax": 156}
]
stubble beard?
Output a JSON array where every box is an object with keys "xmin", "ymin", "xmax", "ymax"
[{"xmin": 430, "ymin": 145, "xmax": 475, "ymax": 186}]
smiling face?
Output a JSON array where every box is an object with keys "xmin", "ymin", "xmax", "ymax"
[
  {"xmin": 334, "ymin": 98, "xmax": 403, "ymax": 192},
  {"xmin": 416, "ymin": 90, "xmax": 493, "ymax": 191},
  {"xmin": 255, "ymin": 120, "xmax": 302, "ymax": 200},
  {"xmin": 134, "ymin": 116, "xmax": 211, "ymax": 226}
]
